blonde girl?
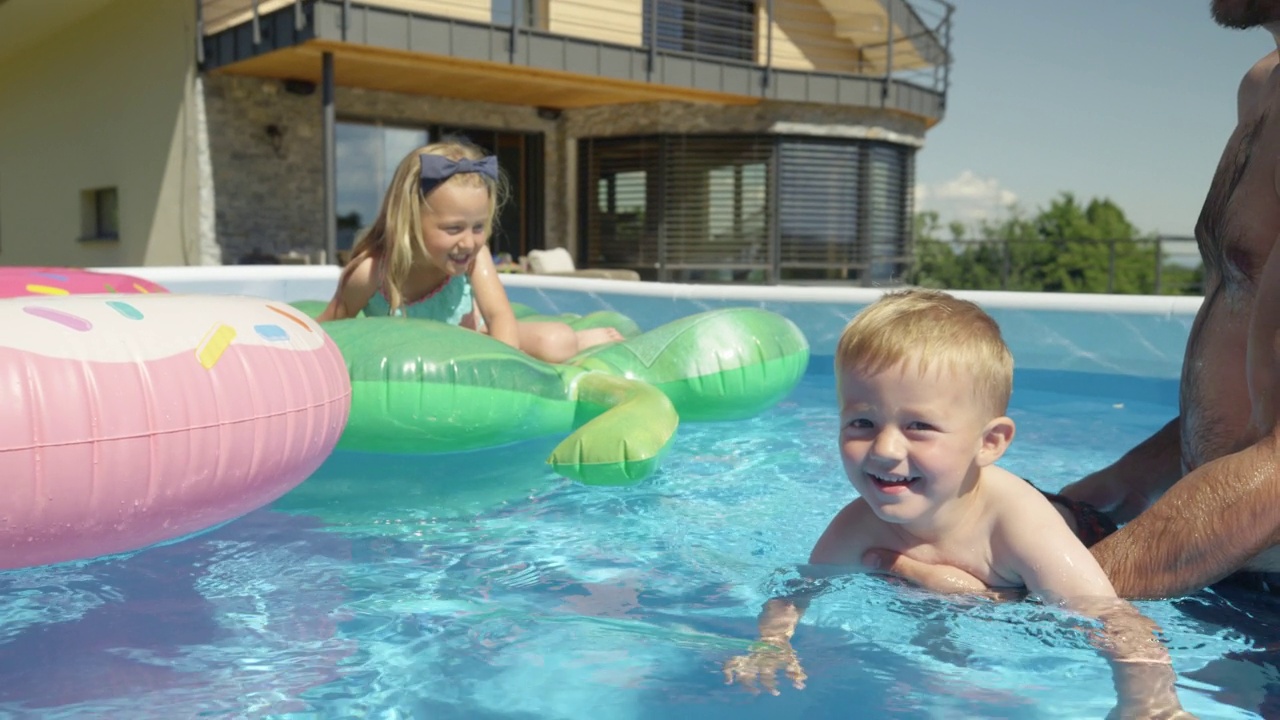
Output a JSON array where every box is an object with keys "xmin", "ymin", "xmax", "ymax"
[{"xmin": 319, "ymin": 137, "xmax": 622, "ymax": 362}]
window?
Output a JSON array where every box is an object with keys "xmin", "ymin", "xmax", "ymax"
[
  {"xmin": 492, "ymin": 0, "xmax": 543, "ymax": 27},
  {"xmin": 335, "ymin": 122, "xmax": 429, "ymax": 251},
  {"xmin": 643, "ymin": 0, "xmax": 756, "ymax": 63},
  {"xmin": 778, "ymin": 139, "xmax": 861, "ymax": 280},
  {"xmin": 864, "ymin": 143, "xmax": 913, "ymax": 282},
  {"xmin": 80, "ymin": 187, "xmax": 119, "ymax": 241},
  {"xmin": 580, "ymin": 134, "xmax": 916, "ymax": 284},
  {"xmin": 336, "ymin": 121, "xmax": 544, "ymax": 258},
  {"xmin": 581, "ymin": 137, "xmax": 661, "ymax": 272},
  {"xmin": 580, "ymin": 135, "xmax": 770, "ymax": 282}
]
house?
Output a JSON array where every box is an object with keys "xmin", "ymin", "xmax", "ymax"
[{"xmin": 0, "ymin": 0, "xmax": 952, "ymax": 283}]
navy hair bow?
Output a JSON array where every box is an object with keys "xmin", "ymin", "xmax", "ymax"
[{"xmin": 419, "ymin": 154, "xmax": 499, "ymax": 193}]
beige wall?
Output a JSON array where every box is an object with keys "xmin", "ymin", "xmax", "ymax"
[
  {"xmin": 0, "ymin": 0, "xmax": 202, "ymax": 267},
  {"xmin": 549, "ymin": 0, "xmax": 644, "ymax": 48}
]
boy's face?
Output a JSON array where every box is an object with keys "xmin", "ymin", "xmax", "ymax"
[{"xmin": 837, "ymin": 356, "xmax": 998, "ymax": 528}]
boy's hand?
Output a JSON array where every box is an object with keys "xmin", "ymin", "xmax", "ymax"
[
  {"xmin": 722, "ymin": 640, "xmax": 807, "ymax": 696},
  {"xmin": 861, "ymin": 550, "xmax": 990, "ymax": 593}
]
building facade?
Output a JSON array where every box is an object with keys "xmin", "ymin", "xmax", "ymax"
[{"xmin": 0, "ymin": 0, "xmax": 952, "ymax": 284}]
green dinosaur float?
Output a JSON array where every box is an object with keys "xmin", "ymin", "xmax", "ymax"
[{"xmin": 294, "ymin": 301, "xmax": 809, "ymax": 486}]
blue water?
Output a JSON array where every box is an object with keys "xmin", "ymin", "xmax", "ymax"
[{"xmin": 0, "ymin": 370, "xmax": 1274, "ymax": 719}]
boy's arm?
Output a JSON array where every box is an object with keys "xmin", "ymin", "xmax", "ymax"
[
  {"xmin": 723, "ymin": 501, "xmax": 871, "ymax": 695},
  {"xmin": 999, "ymin": 501, "xmax": 1187, "ymax": 718},
  {"xmin": 468, "ymin": 253, "xmax": 519, "ymax": 348},
  {"xmin": 750, "ymin": 500, "xmax": 872, "ymax": 642}
]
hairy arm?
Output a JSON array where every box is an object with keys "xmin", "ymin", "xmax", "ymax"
[
  {"xmin": 468, "ymin": 252, "xmax": 519, "ymax": 348},
  {"xmin": 1059, "ymin": 418, "xmax": 1183, "ymax": 524},
  {"xmin": 1090, "ymin": 231, "xmax": 1280, "ymax": 599},
  {"xmin": 317, "ymin": 256, "xmax": 377, "ymax": 322}
]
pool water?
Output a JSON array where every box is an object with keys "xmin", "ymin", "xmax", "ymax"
[{"xmin": 0, "ymin": 370, "xmax": 1275, "ymax": 719}]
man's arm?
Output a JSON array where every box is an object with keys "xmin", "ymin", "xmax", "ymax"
[{"xmin": 1059, "ymin": 418, "xmax": 1183, "ymax": 524}]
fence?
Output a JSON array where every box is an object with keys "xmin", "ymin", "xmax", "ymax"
[{"xmin": 907, "ymin": 235, "xmax": 1203, "ymax": 296}]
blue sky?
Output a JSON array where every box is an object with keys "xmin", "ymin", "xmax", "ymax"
[{"xmin": 914, "ymin": 0, "xmax": 1275, "ymax": 238}]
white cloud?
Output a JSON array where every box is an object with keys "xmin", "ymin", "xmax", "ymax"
[{"xmin": 915, "ymin": 170, "xmax": 1018, "ymax": 228}]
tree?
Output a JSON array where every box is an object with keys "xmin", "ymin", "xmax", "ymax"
[{"xmin": 906, "ymin": 193, "xmax": 1203, "ymax": 295}]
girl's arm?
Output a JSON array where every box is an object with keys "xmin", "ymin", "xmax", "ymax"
[
  {"xmin": 318, "ymin": 256, "xmax": 378, "ymax": 322},
  {"xmin": 468, "ymin": 252, "xmax": 519, "ymax": 349}
]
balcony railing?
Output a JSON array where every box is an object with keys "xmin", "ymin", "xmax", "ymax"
[{"xmin": 198, "ymin": 0, "xmax": 953, "ymax": 114}]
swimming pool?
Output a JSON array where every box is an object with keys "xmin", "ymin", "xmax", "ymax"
[{"xmin": 2, "ymin": 269, "xmax": 1269, "ymax": 719}]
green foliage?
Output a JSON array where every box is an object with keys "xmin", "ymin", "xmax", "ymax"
[{"xmin": 906, "ymin": 193, "xmax": 1203, "ymax": 295}]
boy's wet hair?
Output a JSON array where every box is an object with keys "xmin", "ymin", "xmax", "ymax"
[
  {"xmin": 344, "ymin": 135, "xmax": 508, "ymax": 312},
  {"xmin": 835, "ymin": 288, "xmax": 1013, "ymax": 417}
]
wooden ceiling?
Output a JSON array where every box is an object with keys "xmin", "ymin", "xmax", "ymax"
[{"xmin": 212, "ymin": 40, "xmax": 762, "ymax": 110}]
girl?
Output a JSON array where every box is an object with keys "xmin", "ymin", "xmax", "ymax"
[{"xmin": 319, "ymin": 138, "xmax": 623, "ymax": 363}]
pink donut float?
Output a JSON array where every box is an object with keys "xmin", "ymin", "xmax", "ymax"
[
  {"xmin": 0, "ymin": 293, "xmax": 352, "ymax": 570},
  {"xmin": 0, "ymin": 266, "xmax": 167, "ymax": 297}
]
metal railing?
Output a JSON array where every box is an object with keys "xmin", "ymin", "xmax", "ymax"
[
  {"xmin": 906, "ymin": 236, "xmax": 1204, "ymax": 295},
  {"xmin": 198, "ymin": 0, "xmax": 954, "ymax": 99}
]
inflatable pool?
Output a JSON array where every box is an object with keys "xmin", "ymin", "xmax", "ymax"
[
  {"xmin": 0, "ymin": 266, "xmax": 167, "ymax": 297},
  {"xmin": 0, "ymin": 293, "xmax": 351, "ymax": 570},
  {"xmin": 297, "ymin": 303, "xmax": 809, "ymax": 486}
]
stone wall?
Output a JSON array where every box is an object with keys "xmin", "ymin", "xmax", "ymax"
[
  {"xmin": 203, "ymin": 75, "xmax": 325, "ymax": 263},
  {"xmin": 561, "ymin": 100, "xmax": 928, "ymax": 143}
]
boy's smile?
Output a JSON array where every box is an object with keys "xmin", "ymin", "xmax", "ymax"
[{"xmin": 837, "ymin": 356, "xmax": 1008, "ymax": 531}]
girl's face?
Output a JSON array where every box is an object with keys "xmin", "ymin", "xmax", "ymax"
[{"xmin": 418, "ymin": 182, "xmax": 491, "ymax": 276}]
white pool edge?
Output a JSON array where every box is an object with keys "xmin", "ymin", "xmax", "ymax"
[{"xmin": 96, "ymin": 265, "xmax": 1199, "ymax": 380}]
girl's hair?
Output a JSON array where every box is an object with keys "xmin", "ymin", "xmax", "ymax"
[
  {"xmin": 835, "ymin": 288, "xmax": 1014, "ymax": 417},
  {"xmin": 345, "ymin": 135, "xmax": 507, "ymax": 311}
]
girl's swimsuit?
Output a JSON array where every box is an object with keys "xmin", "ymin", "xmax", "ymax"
[{"xmin": 361, "ymin": 261, "xmax": 475, "ymax": 325}]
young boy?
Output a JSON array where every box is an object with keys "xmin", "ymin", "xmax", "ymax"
[{"xmin": 723, "ymin": 289, "xmax": 1191, "ymax": 718}]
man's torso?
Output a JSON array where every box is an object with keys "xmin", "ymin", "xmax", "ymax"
[{"xmin": 1183, "ymin": 53, "xmax": 1280, "ymax": 571}]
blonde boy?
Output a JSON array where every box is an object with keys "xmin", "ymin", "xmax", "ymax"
[{"xmin": 724, "ymin": 289, "xmax": 1190, "ymax": 718}]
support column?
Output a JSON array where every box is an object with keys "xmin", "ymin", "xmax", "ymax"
[{"xmin": 322, "ymin": 51, "xmax": 337, "ymax": 265}]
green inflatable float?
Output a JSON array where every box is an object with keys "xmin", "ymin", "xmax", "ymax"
[{"xmin": 293, "ymin": 301, "xmax": 809, "ymax": 486}]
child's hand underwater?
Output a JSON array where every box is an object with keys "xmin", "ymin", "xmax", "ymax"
[{"xmin": 722, "ymin": 639, "xmax": 807, "ymax": 696}]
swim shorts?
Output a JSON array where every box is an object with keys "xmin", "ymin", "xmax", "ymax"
[{"xmin": 1027, "ymin": 481, "xmax": 1118, "ymax": 548}]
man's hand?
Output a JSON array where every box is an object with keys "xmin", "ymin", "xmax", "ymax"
[
  {"xmin": 860, "ymin": 550, "xmax": 991, "ymax": 594},
  {"xmin": 1059, "ymin": 469, "xmax": 1155, "ymax": 525}
]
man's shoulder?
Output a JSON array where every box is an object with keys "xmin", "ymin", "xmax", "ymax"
[{"xmin": 1239, "ymin": 50, "xmax": 1280, "ymax": 120}]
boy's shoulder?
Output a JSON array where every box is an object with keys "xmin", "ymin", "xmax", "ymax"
[
  {"xmin": 809, "ymin": 498, "xmax": 886, "ymax": 565},
  {"xmin": 983, "ymin": 467, "xmax": 1066, "ymax": 530}
]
